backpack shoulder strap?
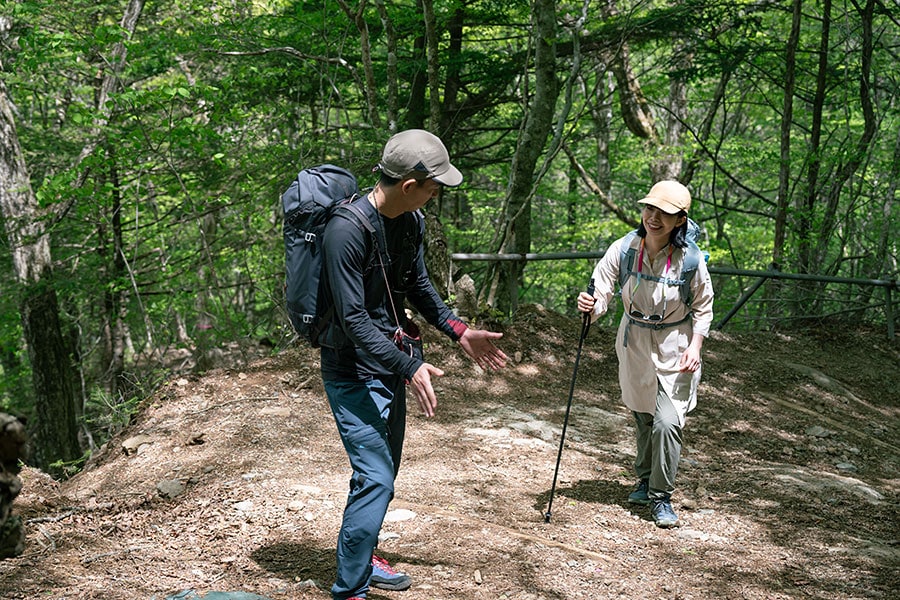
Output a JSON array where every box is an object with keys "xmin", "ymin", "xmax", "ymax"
[
  {"xmin": 334, "ymin": 196, "xmax": 383, "ymax": 268},
  {"xmin": 338, "ymin": 196, "xmax": 375, "ymax": 234},
  {"xmin": 679, "ymin": 241, "xmax": 702, "ymax": 307},
  {"xmin": 618, "ymin": 230, "xmax": 639, "ymax": 289}
]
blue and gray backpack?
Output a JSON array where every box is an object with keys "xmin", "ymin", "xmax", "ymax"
[
  {"xmin": 617, "ymin": 218, "xmax": 707, "ymax": 307},
  {"xmin": 282, "ymin": 164, "xmax": 372, "ymax": 346}
]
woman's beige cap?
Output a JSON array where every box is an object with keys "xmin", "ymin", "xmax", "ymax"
[
  {"xmin": 378, "ymin": 129, "xmax": 463, "ymax": 187},
  {"xmin": 637, "ymin": 180, "xmax": 691, "ymax": 214}
]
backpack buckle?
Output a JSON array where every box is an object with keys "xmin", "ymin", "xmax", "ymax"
[{"xmin": 304, "ymin": 232, "xmax": 316, "ymax": 243}]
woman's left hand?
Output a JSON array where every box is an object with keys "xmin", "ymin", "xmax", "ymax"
[{"xmin": 679, "ymin": 345, "xmax": 702, "ymax": 373}]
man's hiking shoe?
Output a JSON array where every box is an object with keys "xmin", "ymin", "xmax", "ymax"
[
  {"xmin": 370, "ymin": 554, "xmax": 411, "ymax": 591},
  {"xmin": 651, "ymin": 497, "xmax": 680, "ymax": 528},
  {"xmin": 627, "ymin": 479, "xmax": 650, "ymax": 505}
]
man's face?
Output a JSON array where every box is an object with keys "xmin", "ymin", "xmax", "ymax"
[{"xmin": 402, "ymin": 177, "xmax": 442, "ymax": 212}]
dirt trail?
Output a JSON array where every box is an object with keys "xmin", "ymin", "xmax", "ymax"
[{"xmin": 2, "ymin": 307, "xmax": 898, "ymax": 599}]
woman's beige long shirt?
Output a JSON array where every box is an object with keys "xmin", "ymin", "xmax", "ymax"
[{"xmin": 587, "ymin": 234, "xmax": 714, "ymax": 419}]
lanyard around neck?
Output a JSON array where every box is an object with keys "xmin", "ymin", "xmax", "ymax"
[{"xmin": 633, "ymin": 237, "xmax": 673, "ymax": 292}]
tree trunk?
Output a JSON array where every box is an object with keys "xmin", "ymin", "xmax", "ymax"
[
  {"xmin": 0, "ymin": 79, "xmax": 82, "ymax": 473},
  {"xmin": 815, "ymin": 0, "xmax": 877, "ymax": 270},
  {"xmin": 406, "ymin": 3, "xmax": 427, "ymax": 129},
  {"xmin": 374, "ymin": 0, "xmax": 399, "ymax": 131},
  {"xmin": 600, "ymin": 0, "xmax": 658, "ymax": 143},
  {"xmin": 338, "ymin": 0, "xmax": 381, "ymax": 128},
  {"xmin": 770, "ymin": 0, "xmax": 802, "ymax": 321},
  {"xmin": 651, "ymin": 44, "xmax": 691, "ymax": 181},
  {"xmin": 590, "ymin": 66, "xmax": 613, "ymax": 201},
  {"xmin": 421, "ymin": 0, "xmax": 441, "ymax": 130},
  {"xmin": 101, "ymin": 146, "xmax": 127, "ymax": 401},
  {"xmin": 486, "ymin": 0, "xmax": 560, "ymax": 313},
  {"xmin": 440, "ymin": 8, "xmax": 465, "ymax": 137},
  {"xmin": 797, "ymin": 0, "xmax": 831, "ymax": 277}
]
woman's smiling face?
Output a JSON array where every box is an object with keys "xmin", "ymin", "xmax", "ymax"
[{"xmin": 641, "ymin": 205, "xmax": 685, "ymax": 239}]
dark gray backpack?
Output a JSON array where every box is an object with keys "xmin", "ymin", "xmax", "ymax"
[{"xmin": 282, "ymin": 164, "xmax": 371, "ymax": 346}]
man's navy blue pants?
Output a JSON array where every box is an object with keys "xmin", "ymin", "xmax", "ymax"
[{"xmin": 324, "ymin": 376, "xmax": 406, "ymax": 600}]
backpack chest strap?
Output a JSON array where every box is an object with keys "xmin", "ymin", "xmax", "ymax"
[{"xmin": 630, "ymin": 272, "xmax": 687, "ymax": 288}]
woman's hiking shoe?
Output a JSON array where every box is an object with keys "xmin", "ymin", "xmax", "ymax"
[
  {"xmin": 627, "ymin": 479, "xmax": 650, "ymax": 505},
  {"xmin": 651, "ymin": 497, "xmax": 680, "ymax": 528},
  {"xmin": 370, "ymin": 554, "xmax": 411, "ymax": 591}
]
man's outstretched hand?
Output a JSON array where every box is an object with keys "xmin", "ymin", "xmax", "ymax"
[{"xmin": 459, "ymin": 328, "xmax": 508, "ymax": 371}]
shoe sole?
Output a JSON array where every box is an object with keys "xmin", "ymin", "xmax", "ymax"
[
  {"xmin": 654, "ymin": 518, "xmax": 680, "ymax": 528},
  {"xmin": 371, "ymin": 576, "xmax": 411, "ymax": 591}
]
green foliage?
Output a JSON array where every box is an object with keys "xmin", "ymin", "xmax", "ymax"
[
  {"xmin": 82, "ymin": 373, "xmax": 151, "ymax": 442},
  {"xmin": 0, "ymin": 0, "xmax": 896, "ymax": 466},
  {"xmin": 48, "ymin": 451, "xmax": 91, "ymax": 479}
]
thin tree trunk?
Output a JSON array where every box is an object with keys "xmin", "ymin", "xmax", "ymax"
[
  {"xmin": 590, "ymin": 67, "xmax": 613, "ymax": 200},
  {"xmin": 815, "ymin": 0, "xmax": 877, "ymax": 268},
  {"xmin": 421, "ymin": 0, "xmax": 441, "ymax": 130},
  {"xmin": 772, "ymin": 0, "xmax": 803, "ymax": 269},
  {"xmin": 102, "ymin": 146, "xmax": 126, "ymax": 400},
  {"xmin": 797, "ymin": 0, "xmax": 831, "ymax": 275},
  {"xmin": 440, "ymin": 7, "xmax": 464, "ymax": 137},
  {"xmin": 485, "ymin": 0, "xmax": 559, "ymax": 313},
  {"xmin": 600, "ymin": 0, "xmax": 657, "ymax": 143},
  {"xmin": 651, "ymin": 43, "xmax": 692, "ymax": 181},
  {"xmin": 683, "ymin": 68, "xmax": 731, "ymax": 186},
  {"xmin": 338, "ymin": 0, "xmax": 381, "ymax": 128},
  {"xmin": 406, "ymin": 2, "xmax": 427, "ymax": 129},
  {"xmin": 0, "ymin": 80, "xmax": 81, "ymax": 473},
  {"xmin": 71, "ymin": 0, "xmax": 145, "ymax": 188},
  {"xmin": 770, "ymin": 0, "xmax": 802, "ymax": 323},
  {"xmin": 374, "ymin": 0, "xmax": 398, "ymax": 131}
]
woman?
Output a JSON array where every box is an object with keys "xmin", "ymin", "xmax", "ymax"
[{"xmin": 576, "ymin": 180, "xmax": 714, "ymax": 528}]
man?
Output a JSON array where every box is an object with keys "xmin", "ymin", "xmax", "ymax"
[{"xmin": 318, "ymin": 129, "xmax": 507, "ymax": 600}]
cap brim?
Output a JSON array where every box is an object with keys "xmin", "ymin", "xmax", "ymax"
[
  {"xmin": 432, "ymin": 164, "xmax": 463, "ymax": 187},
  {"xmin": 638, "ymin": 198, "xmax": 684, "ymax": 214}
]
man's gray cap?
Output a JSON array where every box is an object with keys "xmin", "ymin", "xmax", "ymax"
[{"xmin": 378, "ymin": 129, "xmax": 463, "ymax": 187}]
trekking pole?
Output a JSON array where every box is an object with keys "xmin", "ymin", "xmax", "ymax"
[{"xmin": 544, "ymin": 279, "xmax": 595, "ymax": 523}]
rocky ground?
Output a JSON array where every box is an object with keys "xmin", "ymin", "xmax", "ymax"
[{"xmin": 1, "ymin": 305, "xmax": 898, "ymax": 599}]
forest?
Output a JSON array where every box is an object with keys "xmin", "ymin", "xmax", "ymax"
[{"xmin": 0, "ymin": 0, "xmax": 897, "ymax": 475}]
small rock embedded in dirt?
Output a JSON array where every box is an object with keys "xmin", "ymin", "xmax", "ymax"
[
  {"xmin": 122, "ymin": 434, "xmax": 154, "ymax": 455},
  {"xmin": 378, "ymin": 531, "xmax": 400, "ymax": 543},
  {"xmin": 384, "ymin": 508, "xmax": 416, "ymax": 522},
  {"xmin": 156, "ymin": 479, "xmax": 185, "ymax": 499},
  {"xmin": 805, "ymin": 425, "xmax": 830, "ymax": 438},
  {"xmin": 186, "ymin": 432, "xmax": 205, "ymax": 445}
]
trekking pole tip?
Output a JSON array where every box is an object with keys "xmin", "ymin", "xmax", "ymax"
[{"xmin": 543, "ymin": 511, "xmax": 551, "ymax": 523}]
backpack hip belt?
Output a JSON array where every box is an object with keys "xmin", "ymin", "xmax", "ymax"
[{"xmin": 623, "ymin": 312, "xmax": 692, "ymax": 347}]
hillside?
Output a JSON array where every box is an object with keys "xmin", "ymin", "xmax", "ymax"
[{"xmin": 2, "ymin": 306, "xmax": 898, "ymax": 600}]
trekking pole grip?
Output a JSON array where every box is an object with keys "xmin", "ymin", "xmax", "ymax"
[{"xmin": 581, "ymin": 278, "xmax": 595, "ymax": 337}]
